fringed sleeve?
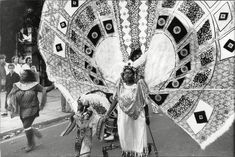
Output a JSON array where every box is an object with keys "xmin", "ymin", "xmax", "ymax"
[
  {"xmin": 138, "ymin": 79, "xmax": 151, "ymax": 105},
  {"xmin": 7, "ymin": 84, "xmax": 20, "ymax": 118}
]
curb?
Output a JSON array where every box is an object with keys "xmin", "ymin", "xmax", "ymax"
[{"xmin": 0, "ymin": 113, "xmax": 71, "ymax": 141}]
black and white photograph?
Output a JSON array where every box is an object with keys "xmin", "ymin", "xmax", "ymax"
[{"xmin": 0, "ymin": 0, "xmax": 234, "ymax": 157}]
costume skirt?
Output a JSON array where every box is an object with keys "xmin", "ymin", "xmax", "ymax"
[{"xmin": 117, "ymin": 105, "xmax": 148, "ymax": 156}]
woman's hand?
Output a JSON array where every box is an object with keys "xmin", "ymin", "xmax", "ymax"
[{"xmin": 145, "ymin": 115, "xmax": 150, "ymax": 125}]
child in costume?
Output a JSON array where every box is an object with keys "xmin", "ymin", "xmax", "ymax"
[{"xmin": 61, "ymin": 93, "xmax": 109, "ymax": 157}]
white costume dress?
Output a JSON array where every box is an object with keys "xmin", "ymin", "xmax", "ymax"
[{"xmin": 115, "ymin": 79, "xmax": 149, "ymax": 157}]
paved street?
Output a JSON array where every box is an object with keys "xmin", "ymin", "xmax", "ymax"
[
  {"xmin": 0, "ymin": 89, "xmax": 71, "ymax": 139},
  {"xmin": 1, "ymin": 113, "xmax": 234, "ymax": 157}
]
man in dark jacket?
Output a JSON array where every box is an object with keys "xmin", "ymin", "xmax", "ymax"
[{"xmin": 3, "ymin": 63, "xmax": 20, "ymax": 116}]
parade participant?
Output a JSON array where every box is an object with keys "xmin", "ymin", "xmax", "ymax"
[
  {"xmin": 104, "ymin": 63, "xmax": 150, "ymax": 157},
  {"xmin": 7, "ymin": 69, "xmax": 54, "ymax": 152},
  {"xmin": 74, "ymin": 99, "xmax": 94, "ymax": 157},
  {"xmin": 61, "ymin": 93, "xmax": 110, "ymax": 157},
  {"xmin": 4, "ymin": 63, "xmax": 20, "ymax": 116},
  {"xmin": 84, "ymin": 90, "xmax": 118, "ymax": 142},
  {"xmin": 61, "ymin": 98, "xmax": 93, "ymax": 157}
]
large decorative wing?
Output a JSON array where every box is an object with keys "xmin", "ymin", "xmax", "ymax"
[
  {"xmin": 38, "ymin": 0, "xmax": 126, "ymax": 111},
  {"xmin": 141, "ymin": 0, "xmax": 235, "ymax": 149},
  {"xmin": 38, "ymin": 0, "xmax": 235, "ymax": 149}
]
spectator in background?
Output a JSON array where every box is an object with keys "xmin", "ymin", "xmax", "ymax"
[
  {"xmin": 0, "ymin": 54, "xmax": 6, "ymax": 92},
  {"xmin": 22, "ymin": 57, "xmax": 32, "ymax": 70},
  {"xmin": 31, "ymin": 66, "xmax": 40, "ymax": 83},
  {"xmin": 12, "ymin": 56, "xmax": 22, "ymax": 75},
  {"xmin": 2, "ymin": 63, "xmax": 20, "ymax": 116}
]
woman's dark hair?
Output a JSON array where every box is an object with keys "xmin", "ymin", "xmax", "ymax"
[
  {"xmin": 20, "ymin": 69, "xmax": 37, "ymax": 83},
  {"xmin": 123, "ymin": 65, "xmax": 136, "ymax": 74},
  {"xmin": 0, "ymin": 54, "xmax": 6, "ymax": 60},
  {"xmin": 25, "ymin": 57, "xmax": 32, "ymax": 63},
  {"xmin": 121, "ymin": 64, "xmax": 136, "ymax": 80}
]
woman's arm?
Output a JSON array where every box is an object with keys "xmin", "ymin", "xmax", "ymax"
[
  {"xmin": 35, "ymin": 83, "xmax": 55, "ymax": 93},
  {"xmin": 144, "ymin": 105, "xmax": 150, "ymax": 125},
  {"xmin": 39, "ymin": 88, "xmax": 47, "ymax": 110},
  {"xmin": 45, "ymin": 83, "xmax": 55, "ymax": 92},
  {"xmin": 37, "ymin": 83, "xmax": 54, "ymax": 110}
]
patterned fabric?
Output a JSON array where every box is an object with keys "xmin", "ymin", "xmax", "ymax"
[{"xmin": 39, "ymin": 0, "xmax": 235, "ymax": 150}]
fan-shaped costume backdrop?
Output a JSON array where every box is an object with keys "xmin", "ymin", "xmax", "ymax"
[{"xmin": 38, "ymin": 0, "xmax": 235, "ymax": 150}]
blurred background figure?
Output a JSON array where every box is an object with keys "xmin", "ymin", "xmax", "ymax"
[
  {"xmin": 22, "ymin": 56, "xmax": 32, "ymax": 70},
  {"xmin": 0, "ymin": 55, "xmax": 7, "ymax": 114},
  {"xmin": 2, "ymin": 63, "xmax": 20, "ymax": 116},
  {"xmin": 11, "ymin": 56, "xmax": 22, "ymax": 75},
  {"xmin": 31, "ymin": 65, "xmax": 40, "ymax": 83},
  {"xmin": 0, "ymin": 54, "xmax": 7, "ymax": 92}
]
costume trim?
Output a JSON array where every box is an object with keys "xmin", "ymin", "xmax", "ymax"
[
  {"xmin": 15, "ymin": 82, "xmax": 38, "ymax": 90},
  {"xmin": 121, "ymin": 147, "xmax": 148, "ymax": 157},
  {"xmin": 200, "ymin": 114, "xmax": 234, "ymax": 149},
  {"xmin": 7, "ymin": 84, "xmax": 21, "ymax": 118}
]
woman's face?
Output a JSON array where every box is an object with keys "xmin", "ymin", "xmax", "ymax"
[
  {"xmin": 14, "ymin": 57, "xmax": 19, "ymax": 63},
  {"xmin": 0, "ymin": 58, "xmax": 5, "ymax": 64},
  {"xmin": 123, "ymin": 69, "xmax": 135, "ymax": 83},
  {"xmin": 31, "ymin": 66, "xmax": 36, "ymax": 72}
]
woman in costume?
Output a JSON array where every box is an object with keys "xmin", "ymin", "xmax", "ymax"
[
  {"xmin": 7, "ymin": 69, "xmax": 54, "ymax": 152},
  {"xmin": 104, "ymin": 63, "xmax": 150, "ymax": 157}
]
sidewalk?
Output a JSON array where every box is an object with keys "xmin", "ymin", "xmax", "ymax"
[{"xmin": 0, "ymin": 89, "xmax": 72, "ymax": 140}]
